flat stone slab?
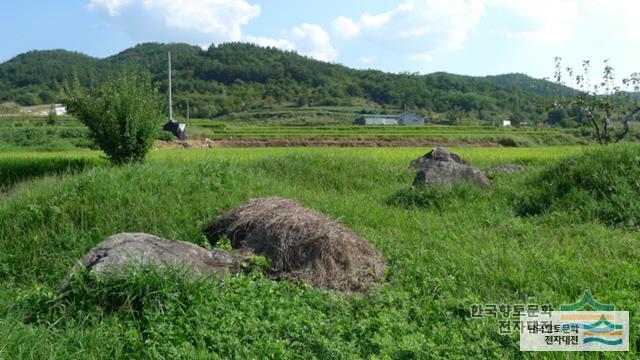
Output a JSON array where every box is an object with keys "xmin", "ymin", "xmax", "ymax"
[{"xmin": 68, "ymin": 232, "xmax": 254, "ymax": 280}]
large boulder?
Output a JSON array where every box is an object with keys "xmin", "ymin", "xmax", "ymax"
[
  {"xmin": 203, "ymin": 197, "xmax": 386, "ymax": 294},
  {"xmin": 68, "ymin": 233, "xmax": 255, "ymax": 280},
  {"xmin": 410, "ymin": 147, "xmax": 491, "ymax": 190}
]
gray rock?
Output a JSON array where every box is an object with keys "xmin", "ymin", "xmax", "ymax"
[
  {"xmin": 68, "ymin": 233, "xmax": 254, "ymax": 280},
  {"xmin": 410, "ymin": 146, "xmax": 468, "ymax": 167},
  {"xmin": 410, "ymin": 147, "xmax": 491, "ymax": 190}
]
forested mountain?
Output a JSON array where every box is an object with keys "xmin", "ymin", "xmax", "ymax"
[{"xmin": 0, "ymin": 42, "xmax": 564, "ymax": 122}]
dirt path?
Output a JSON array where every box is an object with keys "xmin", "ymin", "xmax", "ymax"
[{"xmin": 156, "ymin": 138, "xmax": 501, "ymax": 148}]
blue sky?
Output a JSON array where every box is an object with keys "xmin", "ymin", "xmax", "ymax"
[{"xmin": 1, "ymin": 0, "xmax": 639, "ymax": 80}]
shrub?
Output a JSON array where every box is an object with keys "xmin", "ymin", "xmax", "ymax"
[
  {"xmin": 514, "ymin": 144, "xmax": 640, "ymax": 227},
  {"xmin": 47, "ymin": 105, "xmax": 57, "ymax": 125},
  {"xmin": 0, "ymin": 102, "xmax": 20, "ymax": 115},
  {"xmin": 157, "ymin": 129, "xmax": 176, "ymax": 142},
  {"xmin": 65, "ymin": 71, "xmax": 163, "ymax": 165},
  {"xmin": 20, "ymin": 267, "xmax": 210, "ymax": 323},
  {"xmin": 497, "ymin": 137, "xmax": 518, "ymax": 147},
  {"xmin": 497, "ymin": 136, "xmax": 534, "ymax": 147}
]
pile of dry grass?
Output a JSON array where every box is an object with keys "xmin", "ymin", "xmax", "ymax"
[{"xmin": 203, "ymin": 197, "xmax": 386, "ymax": 293}]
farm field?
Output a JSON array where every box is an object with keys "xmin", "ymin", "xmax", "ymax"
[
  {"xmin": 186, "ymin": 123, "xmax": 575, "ymax": 140},
  {"xmin": 1, "ymin": 145, "xmax": 638, "ymax": 358},
  {"xmin": 0, "ymin": 113, "xmax": 592, "ymax": 151},
  {"xmin": 3, "ymin": 3, "xmax": 640, "ymax": 357}
]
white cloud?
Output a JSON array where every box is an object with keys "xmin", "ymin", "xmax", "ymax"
[
  {"xmin": 88, "ymin": 0, "xmax": 337, "ymax": 62},
  {"xmin": 487, "ymin": 0, "xmax": 640, "ymax": 45},
  {"xmin": 291, "ymin": 23, "xmax": 338, "ymax": 62},
  {"xmin": 332, "ymin": 0, "xmax": 486, "ymax": 60},
  {"xmin": 246, "ymin": 25, "xmax": 338, "ymax": 62},
  {"xmin": 584, "ymin": 0, "xmax": 640, "ymax": 40},
  {"xmin": 360, "ymin": 12, "xmax": 394, "ymax": 29},
  {"xmin": 332, "ymin": 16, "xmax": 360, "ymax": 39},
  {"xmin": 331, "ymin": 0, "xmax": 615, "ymax": 64},
  {"xmin": 244, "ymin": 36, "xmax": 296, "ymax": 51},
  {"xmin": 246, "ymin": 24, "xmax": 339, "ymax": 62},
  {"xmin": 88, "ymin": 0, "xmax": 261, "ymax": 43},
  {"xmin": 486, "ymin": 0, "xmax": 578, "ymax": 45},
  {"xmin": 88, "ymin": 0, "xmax": 129, "ymax": 16}
]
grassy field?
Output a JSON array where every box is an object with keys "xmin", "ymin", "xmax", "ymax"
[
  {"xmin": 183, "ymin": 120, "xmax": 589, "ymax": 147},
  {"xmin": 0, "ymin": 113, "xmax": 596, "ymax": 151},
  {"xmin": 186, "ymin": 123, "xmax": 574, "ymax": 139},
  {"xmin": 0, "ymin": 145, "xmax": 638, "ymax": 359}
]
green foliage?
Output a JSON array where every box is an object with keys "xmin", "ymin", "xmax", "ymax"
[
  {"xmin": 47, "ymin": 105, "xmax": 57, "ymax": 125},
  {"xmin": 514, "ymin": 143, "xmax": 640, "ymax": 227},
  {"xmin": 0, "ymin": 50, "xmax": 99, "ymax": 105},
  {"xmin": 0, "ymin": 101, "xmax": 20, "ymax": 114},
  {"xmin": 65, "ymin": 71, "xmax": 163, "ymax": 164},
  {"xmin": 24, "ymin": 268, "xmax": 214, "ymax": 322},
  {"xmin": 242, "ymin": 256, "xmax": 271, "ymax": 273},
  {"xmin": 496, "ymin": 137, "xmax": 535, "ymax": 147},
  {"xmin": 0, "ymin": 146, "xmax": 638, "ymax": 358},
  {"xmin": 213, "ymin": 234, "xmax": 233, "ymax": 250},
  {"xmin": 0, "ymin": 43, "xmax": 568, "ymax": 124},
  {"xmin": 156, "ymin": 129, "xmax": 176, "ymax": 142},
  {"xmin": 0, "ymin": 127, "xmax": 92, "ymax": 151},
  {"xmin": 497, "ymin": 137, "xmax": 518, "ymax": 147},
  {"xmin": 0, "ymin": 112, "xmax": 588, "ymax": 151},
  {"xmin": 388, "ymin": 184, "xmax": 487, "ymax": 211},
  {"xmin": 546, "ymin": 108, "xmax": 569, "ymax": 127},
  {"xmin": 0, "ymin": 154, "xmax": 102, "ymax": 189},
  {"xmin": 551, "ymin": 58, "xmax": 639, "ymax": 143}
]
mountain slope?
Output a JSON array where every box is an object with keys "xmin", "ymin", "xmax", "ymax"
[
  {"xmin": 0, "ymin": 42, "xmax": 559, "ymax": 122},
  {"xmin": 0, "ymin": 50, "xmax": 100, "ymax": 104}
]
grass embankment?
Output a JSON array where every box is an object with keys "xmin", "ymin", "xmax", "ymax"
[
  {"xmin": 515, "ymin": 144, "xmax": 640, "ymax": 227},
  {"xmin": 0, "ymin": 146, "xmax": 638, "ymax": 358}
]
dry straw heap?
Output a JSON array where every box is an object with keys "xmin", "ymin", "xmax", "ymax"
[{"xmin": 203, "ymin": 197, "xmax": 386, "ymax": 293}]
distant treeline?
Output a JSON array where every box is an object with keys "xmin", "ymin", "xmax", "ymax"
[{"xmin": 0, "ymin": 42, "xmax": 576, "ymax": 125}]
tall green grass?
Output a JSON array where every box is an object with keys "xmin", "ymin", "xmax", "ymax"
[
  {"xmin": 515, "ymin": 143, "xmax": 640, "ymax": 227},
  {"xmin": 0, "ymin": 152, "xmax": 103, "ymax": 190},
  {"xmin": 0, "ymin": 127, "xmax": 92, "ymax": 151},
  {"xmin": 0, "ymin": 146, "xmax": 637, "ymax": 359}
]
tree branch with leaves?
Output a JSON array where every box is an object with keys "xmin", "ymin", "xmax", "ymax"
[{"xmin": 552, "ymin": 58, "xmax": 639, "ymax": 145}]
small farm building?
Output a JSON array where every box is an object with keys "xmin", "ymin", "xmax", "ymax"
[
  {"xmin": 354, "ymin": 113, "xmax": 424, "ymax": 126},
  {"xmin": 398, "ymin": 113, "xmax": 424, "ymax": 125},
  {"xmin": 354, "ymin": 115, "xmax": 399, "ymax": 125}
]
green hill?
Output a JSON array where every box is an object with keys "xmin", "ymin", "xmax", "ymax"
[{"xmin": 0, "ymin": 42, "xmax": 564, "ymax": 123}]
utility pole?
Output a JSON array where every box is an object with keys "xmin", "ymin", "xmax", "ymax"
[
  {"xmin": 163, "ymin": 51, "xmax": 187, "ymax": 140},
  {"xmin": 168, "ymin": 51, "xmax": 173, "ymax": 121}
]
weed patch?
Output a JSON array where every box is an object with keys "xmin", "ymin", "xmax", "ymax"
[
  {"xmin": 514, "ymin": 144, "xmax": 640, "ymax": 227},
  {"xmin": 387, "ymin": 184, "xmax": 488, "ymax": 211}
]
